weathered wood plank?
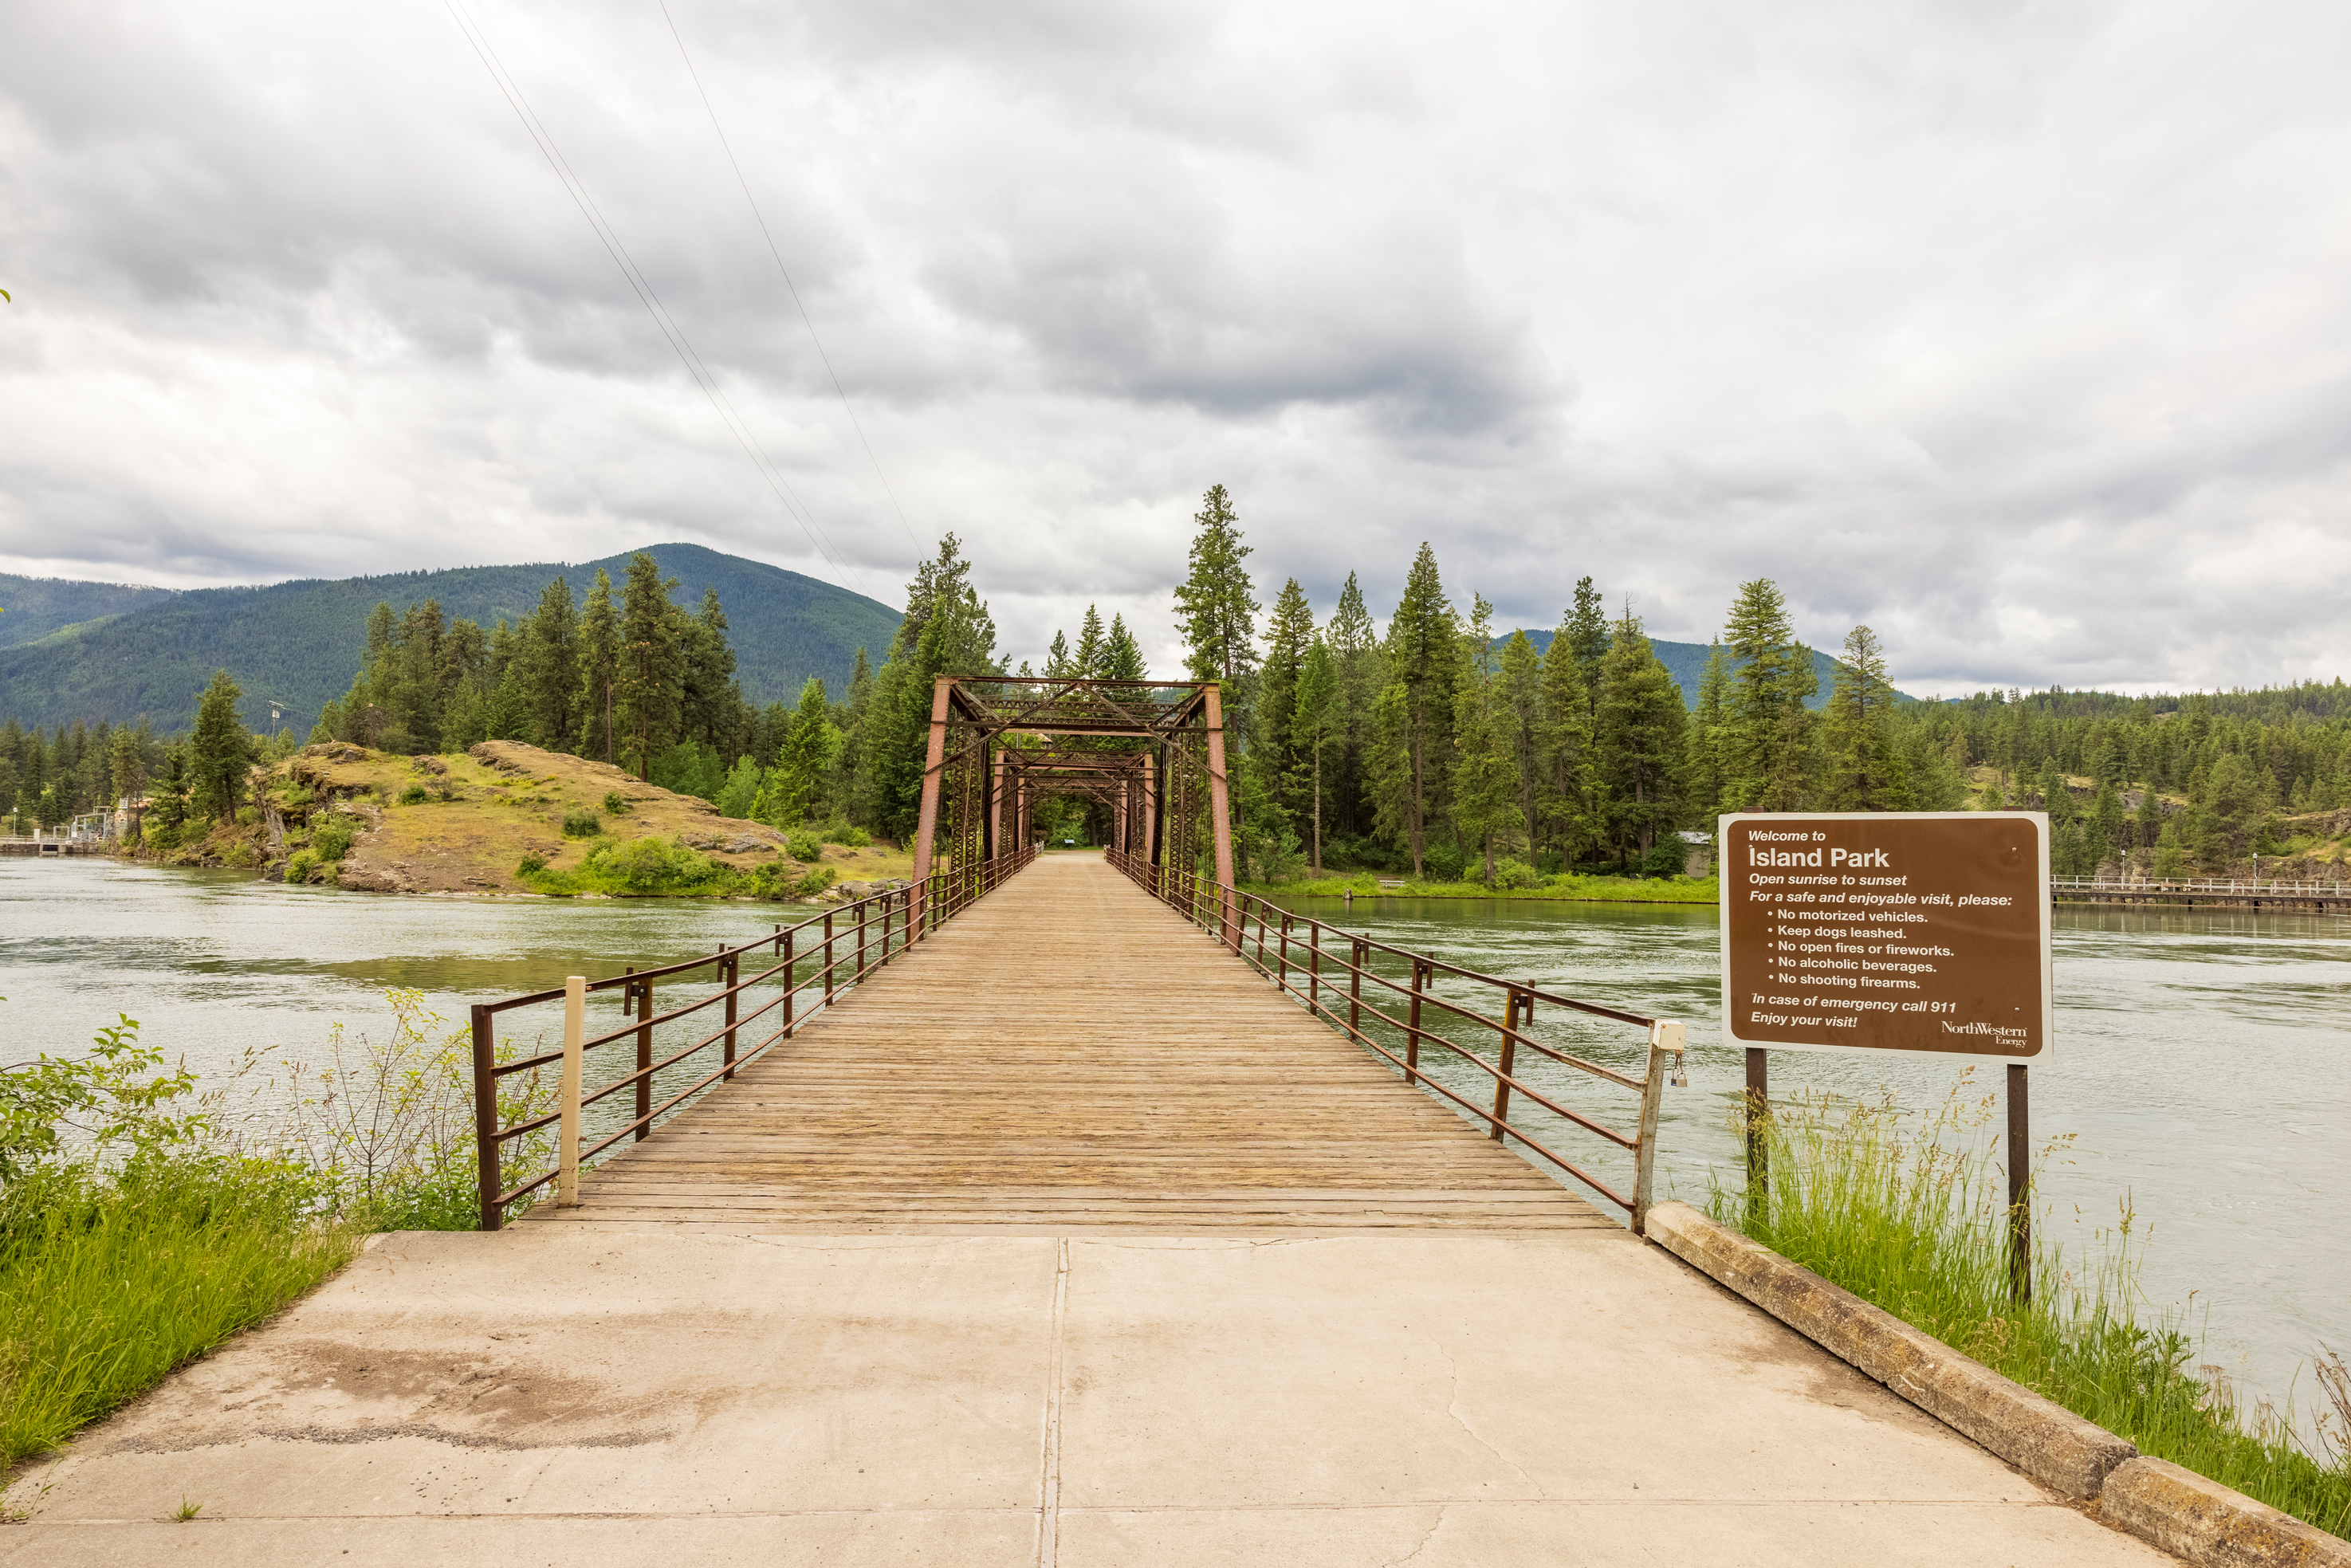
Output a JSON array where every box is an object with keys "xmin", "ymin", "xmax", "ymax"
[{"xmin": 533, "ymin": 854, "xmax": 1615, "ymax": 1233}]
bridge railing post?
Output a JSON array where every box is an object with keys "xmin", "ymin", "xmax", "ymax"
[
  {"xmin": 559, "ymin": 975, "xmax": 586, "ymax": 1208},
  {"xmin": 1633, "ymin": 1021, "xmax": 1687, "ymax": 1236},
  {"xmin": 472, "ymin": 1004, "xmax": 501, "ymax": 1231},
  {"xmin": 721, "ymin": 945, "xmax": 739, "ymax": 1083},
  {"xmin": 632, "ymin": 968, "xmax": 652, "ymax": 1142}
]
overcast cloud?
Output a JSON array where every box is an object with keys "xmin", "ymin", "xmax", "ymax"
[{"xmin": 3, "ymin": 0, "xmax": 2348, "ymax": 693}]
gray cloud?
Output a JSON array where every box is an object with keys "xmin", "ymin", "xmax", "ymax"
[{"xmin": 2, "ymin": 0, "xmax": 2347, "ymax": 692}]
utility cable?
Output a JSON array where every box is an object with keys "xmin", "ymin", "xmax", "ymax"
[
  {"xmin": 442, "ymin": 0, "xmax": 871, "ymax": 594},
  {"xmin": 658, "ymin": 0, "xmax": 922, "ymax": 554}
]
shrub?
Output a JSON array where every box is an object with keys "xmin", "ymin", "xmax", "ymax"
[
  {"xmin": 277, "ymin": 784, "xmax": 315, "ymax": 808},
  {"xmin": 752, "ymin": 863, "xmax": 836, "ymax": 902},
  {"xmin": 515, "ymin": 853, "xmax": 547, "ymax": 878},
  {"xmin": 1639, "ymin": 839, "xmax": 1688, "ymax": 879},
  {"xmin": 222, "ymin": 842, "xmax": 258, "ymax": 868},
  {"xmin": 561, "ymin": 811, "xmax": 603, "ymax": 839},
  {"xmin": 310, "ymin": 816, "xmax": 355, "ymax": 862},
  {"xmin": 285, "ymin": 848, "xmax": 318, "ymax": 883},
  {"xmin": 141, "ymin": 821, "xmax": 182, "ymax": 853},
  {"xmin": 581, "ymin": 835, "xmax": 720, "ymax": 894},
  {"xmin": 398, "ymin": 784, "xmax": 429, "ymax": 806},
  {"xmin": 602, "ymin": 791, "xmax": 631, "ymax": 815},
  {"xmin": 234, "ymin": 807, "xmax": 260, "ymax": 827},
  {"xmin": 806, "ymin": 817, "xmax": 871, "ymax": 848},
  {"xmin": 1490, "ymin": 857, "xmax": 1543, "ymax": 890},
  {"xmin": 788, "ymin": 836, "xmax": 822, "ymax": 863}
]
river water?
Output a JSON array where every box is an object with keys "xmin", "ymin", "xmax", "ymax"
[{"xmin": 5, "ymin": 857, "xmax": 2345, "ymax": 1430}]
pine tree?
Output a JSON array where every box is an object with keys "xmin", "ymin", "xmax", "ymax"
[
  {"xmin": 1563, "ymin": 576, "xmax": 1609, "ymax": 711},
  {"xmin": 1074, "ymin": 604, "xmax": 1107, "ymax": 677},
  {"xmin": 1722, "ymin": 579, "xmax": 1818, "ymax": 811},
  {"xmin": 576, "ymin": 569, "xmax": 620, "ymax": 765},
  {"xmin": 1822, "ymin": 624, "xmax": 1903, "ymax": 810},
  {"xmin": 1290, "ymin": 638, "xmax": 1339, "ymax": 872},
  {"xmin": 1326, "ymin": 572, "xmax": 1382, "ymax": 839},
  {"xmin": 615, "ymin": 552, "xmax": 683, "ymax": 780},
  {"xmin": 1684, "ymin": 643, "xmax": 1731, "ymax": 820},
  {"xmin": 1044, "ymin": 631, "xmax": 1073, "ymax": 678},
  {"xmin": 1172, "ymin": 485, "xmax": 1260, "ymax": 686},
  {"xmin": 1256, "ymin": 578, "xmax": 1315, "ymax": 813},
  {"xmin": 1099, "ymin": 615, "xmax": 1146, "ymax": 681},
  {"xmin": 188, "ymin": 670, "xmax": 254, "ymax": 820},
  {"xmin": 757, "ymin": 678, "xmax": 842, "ymax": 827},
  {"xmin": 1594, "ymin": 613, "xmax": 1686, "ymax": 865},
  {"xmin": 679, "ymin": 587, "xmax": 740, "ymax": 751},
  {"xmin": 1374, "ymin": 544, "xmax": 1457, "ymax": 877},
  {"xmin": 1496, "ymin": 630, "xmax": 1543, "ymax": 855},
  {"xmin": 1535, "ymin": 617, "xmax": 1597, "ymax": 867},
  {"xmin": 862, "ymin": 538, "xmax": 1001, "ymax": 839},
  {"xmin": 1449, "ymin": 595, "xmax": 1517, "ymax": 882}
]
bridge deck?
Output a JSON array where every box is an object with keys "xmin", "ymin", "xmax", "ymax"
[{"xmin": 538, "ymin": 851, "xmax": 1612, "ymax": 1232}]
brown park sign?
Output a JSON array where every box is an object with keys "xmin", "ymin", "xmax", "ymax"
[{"xmin": 1719, "ymin": 812, "xmax": 2052, "ymax": 1059}]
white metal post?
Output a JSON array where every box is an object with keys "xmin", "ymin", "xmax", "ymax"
[
  {"xmin": 558, "ymin": 975, "xmax": 585, "ymax": 1207},
  {"xmin": 1633, "ymin": 1020, "xmax": 1687, "ymax": 1236}
]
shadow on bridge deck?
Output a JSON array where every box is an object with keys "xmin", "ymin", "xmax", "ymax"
[{"xmin": 534, "ymin": 851, "xmax": 1614, "ymax": 1234}]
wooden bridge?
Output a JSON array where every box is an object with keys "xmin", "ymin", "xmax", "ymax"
[{"xmin": 523, "ymin": 851, "xmax": 1615, "ymax": 1236}]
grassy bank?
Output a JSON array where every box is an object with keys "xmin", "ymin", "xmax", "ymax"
[
  {"xmin": 0, "ymin": 1158, "xmax": 358, "ymax": 1468},
  {"xmin": 0, "ymin": 995, "xmax": 554, "ymax": 1480},
  {"xmin": 1242, "ymin": 870, "xmax": 1718, "ymax": 905},
  {"xmin": 1711, "ymin": 1083, "xmax": 2350, "ymax": 1538}
]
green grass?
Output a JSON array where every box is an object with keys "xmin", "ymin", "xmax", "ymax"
[
  {"xmin": 1243, "ymin": 870, "xmax": 1719, "ymax": 904},
  {"xmin": 517, "ymin": 835, "xmax": 835, "ymax": 900},
  {"xmin": 0, "ymin": 1157, "xmax": 360, "ymax": 1468},
  {"xmin": 1710, "ymin": 1083, "xmax": 2351, "ymax": 1538}
]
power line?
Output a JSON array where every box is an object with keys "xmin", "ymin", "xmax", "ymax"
[
  {"xmin": 441, "ymin": 0, "xmax": 871, "ymax": 595},
  {"xmin": 658, "ymin": 0, "xmax": 922, "ymax": 555}
]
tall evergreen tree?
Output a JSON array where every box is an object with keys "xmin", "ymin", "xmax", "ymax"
[
  {"xmin": 515, "ymin": 575, "xmax": 579, "ymax": 750},
  {"xmin": 1722, "ymin": 578, "xmax": 1818, "ymax": 811},
  {"xmin": 1822, "ymin": 624, "xmax": 1905, "ymax": 809},
  {"xmin": 1373, "ymin": 544, "xmax": 1457, "ymax": 876},
  {"xmin": 1255, "ymin": 577, "xmax": 1315, "ymax": 810},
  {"xmin": 1325, "ymin": 572, "xmax": 1381, "ymax": 838},
  {"xmin": 1099, "ymin": 615, "xmax": 1146, "ymax": 681},
  {"xmin": 1290, "ymin": 638, "xmax": 1339, "ymax": 872},
  {"xmin": 1449, "ymin": 595, "xmax": 1517, "ymax": 881},
  {"xmin": 1496, "ymin": 630, "xmax": 1543, "ymax": 855},
  {"xmin": 1563, "ymin": 576, "xmax": 1609, "ymax": 710},
  {"xmin": 1536, "ymin": 615, "xmax": 1598, "ymax": 867},
  {"xmin": 615, "ymin": 552, "xmax": 683, "ymax": 780},
  {"xmin": 678, "ymin": 587, "xmax": 741, "ymax": 751},
  {"xmin": 187, "ymin": 670, "xmax": 254, "ymax": 820},
  {"xmin": 576, "ymin": 569, "xmax": 620, "ymax": 765},
  {"xmin": 1594, "ymin": 613, "xmax": 1686, "ymax": 863},
  {"xmin": 1684, "ymin": 643, "xmax": 1732, "ymax": 820},
  {"xmin": 1172, "ymin": 485, "xmax": 1260, "ymax": 686},
  {"xmin": 1073, "ymin": 604, "xmax": 1107, "ymax": 677}
]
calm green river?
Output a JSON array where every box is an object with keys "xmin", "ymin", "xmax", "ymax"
[{"xmin": 5, "ymin": 858, "xmax": 2345, "ymax": 1432}]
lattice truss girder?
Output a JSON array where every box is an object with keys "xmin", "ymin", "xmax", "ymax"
[{"xmin": 910, "ymin": 677, "xmax": 1234, "ymax": 894}]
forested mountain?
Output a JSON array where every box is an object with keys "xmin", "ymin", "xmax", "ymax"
[
  {"xmin": 0, "ymin": 544, "xmax": 896, "ymax": 733},
  {"xmin": 0, "ymin": 572, "xmax": 179, "ymax": 650},
  {"xmin": 1503, "ymin": 629, "xmax": 1918, "ymax": 711}
]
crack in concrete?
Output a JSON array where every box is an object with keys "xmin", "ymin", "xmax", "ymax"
[
  {"xmin": 1384, "ymin": 1507, "xmax": 1447, "ymax": 1566},
  {"xmin": 1429, "ymin": 1338, "xmax": 1543, "ymax": 1499}
]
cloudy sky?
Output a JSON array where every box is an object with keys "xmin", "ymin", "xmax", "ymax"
[{"xmin": 3, "ymin": 1, "xmax": 2347, "ymax": 694}]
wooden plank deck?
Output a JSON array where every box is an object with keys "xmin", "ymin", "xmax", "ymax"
[{"xmin": 537, "ymin": 852, "xmax": 1616, "ymax": 1233}]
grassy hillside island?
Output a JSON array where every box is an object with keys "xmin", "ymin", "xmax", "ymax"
[{"xmin": 134, "ymin": 739, "xmax": 910, "ymax": 901}]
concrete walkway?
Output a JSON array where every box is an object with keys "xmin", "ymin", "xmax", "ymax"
[{"xmin": 8, "ymin": 1225, "xmax": 2174, "ymax": 1565}]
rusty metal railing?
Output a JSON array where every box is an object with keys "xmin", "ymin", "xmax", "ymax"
[
  {"xmin": 470, "ymin": 844, "xmax": 1037, "ymax": 1228},
  {"xmin": 1106, "ymin": 847, "xmax": 1688, "ymax": 1232}
]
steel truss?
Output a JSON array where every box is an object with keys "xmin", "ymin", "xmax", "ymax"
[{"xmin": 910, "ymin": 677, "xmax": 1238, "ymax": 942}]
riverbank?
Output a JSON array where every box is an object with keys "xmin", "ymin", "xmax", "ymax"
[{"xmin": 1243, "ymin": 869, "xmax": 1718, "ymax": 905}]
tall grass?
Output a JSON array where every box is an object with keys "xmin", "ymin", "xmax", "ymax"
[
  {"xmin": 1708, "ymin": 1077, "xmax": 2350, "ymax": 1538},
  {"xmin": 0, "ymin": 994, "xmax": 556, "ymax": 1477},
  {"xmin": 0, "ymin": 1156, "xmax": 357, "ymax": 1467}
]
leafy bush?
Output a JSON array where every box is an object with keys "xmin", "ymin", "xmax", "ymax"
[
  {"xmin": 285, "ymin": 848, "xmax": 319, "ymax": 883},
  {"xmin": 277, "ymin": 784, "xmax": 315, "ymax": 808},
  {"xmin": 310, "ymin": 815, "xmax": 355, "ymax": 862},
  {"xmin": 1639, "ymin": 839, "xmax": 1688, "ymax": 879},
  {"xmin": 788, "ymin": 835, "xmax": 822, "ymax": 863},
  {"xmin": 516, "ymin": 853, "xmax": 547, "ymax": 877},
  {"xmin": 140, "ymin": 820, "xmax": 182, "ymax": 853},
  {"xmin": 1489, "ymin": 857, "xmax": 1543, "ymax": 890},
  {"xmin": 561, "ymin": 811, "xmax": 602, "ymax": 838},
  {"xmin": 580, "ymin": 835, "xmax": 721, "ymax": 894},
  {"xmin": 222, "ymin": 842, "xmax": 259, "ymax": 868},
  {"xmin": 805, "ymin": 817, "xmax": 871, "ymax": 848},
  {"xmin": 752, "ymin": 863, "xmax": 837, "ymax": 901},
  {"xmin": 234, "ymin": 807, "xmax": 260, "ymax": 827},
  {"xmin": 398, "ymin": 784, "xmax": 429, "ymax": 806},
  {"xmin": 602, "ymin": 791, "xmax": 631, "ymax": 815}
]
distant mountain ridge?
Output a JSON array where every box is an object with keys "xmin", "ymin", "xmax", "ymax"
[
  {"xmin": 0, "ymin": 544, "xmax": 900, "ymax": 734},
  {"xmin": 0, "ymin": 573, "xmax": 179, "ymax": 650},
  {"xmin": 1502, "ymin": 629, "xmax": 1921, "ymax": 711}
]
